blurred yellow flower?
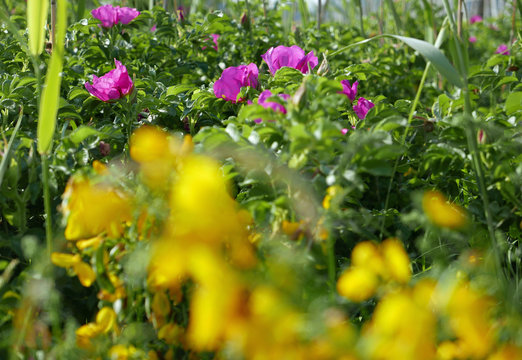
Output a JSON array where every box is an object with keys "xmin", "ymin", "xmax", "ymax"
[
  {"xmin": 445, "ymin": 282, "xmax": 495, "ymax": 358},
  {"xmin": 362, "ymin": 288, "xmax": 437, "ymax": 360},
  {"xmin": 422, "ymin": 190, "xmax": 467, "ymax": 229},
  {"xmin": 62, "ymin": 177, "xmax": 132, "ymax": 240},
  {"xmin": 109, "ymin": 344, "xmax": 137, "ymax": 360},
  {"xmin": 488, "ymin": 344, "xmax": 522, "ymax": 360},
  {"xmin": 337, "ymin": 266, "xmax": 379, "ymax": 302},
  {"xmin": 337, "ymin": 239, "xmax": 411, "ymax": 302},
  {"xmin": 351, "ymin": 241, "xmax": 385, "ymax": 275},
  {"xmin": 381, "ymin": 238, "xmax": 411, "ymax": 283},
  {"xmin": 130, "ymin": 126, "xmax": 192, "ymax": 189},
  {"xmin": 323, "ymin": 185, "xmax": 342, "ymax": 209}
]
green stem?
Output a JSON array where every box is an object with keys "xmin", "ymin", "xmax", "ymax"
[
  {"xmin": 42, "ymin": 154, "xmax": 53, "ymax": 257},
  {"xmin": 379, "ymin": 61, "xmax": 431, "ymax": 238},
  {"xmin": 441, "ymin": 0, "xmax": 502, "ymax": 276},
  {"xmin": 326, "ymin": 220, "xmax": 336, "ymax": 299},
  {"xmin": 356, "ymin": 0, "xmax": 365, "ymax": 37}
]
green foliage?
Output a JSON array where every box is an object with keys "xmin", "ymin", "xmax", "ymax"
[{"xmin": 0, "ymin": 0, "xmax": 521, "ymax": 358}]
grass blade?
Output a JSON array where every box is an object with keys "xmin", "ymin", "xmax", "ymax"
[
  {"xmin": 0, "ymin": 107, "xmax": 24, "ymax": 188},
  {"xmin": 27, "ymin": 0, "xmax": 49, "ymax": 55},
  {"xmin": 37, "ymin": 0, "xmax": 67, "ymax": 155}
]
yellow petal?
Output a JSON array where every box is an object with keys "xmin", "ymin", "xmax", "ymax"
[
  {"xmin": 381, "ymin": 238, "xmax": 411, "ymax": 283},
  {"xmin": 95, "ymin": 306, "xmax": 117, "ymax": 333},
  {"xmin": 76, "ymin": 322, "xmax": 102, "ymax": 338},
  {"xmin": 92, "ymin": 160, "xmax": 108, "ymax": 175},
  {"xmin": 337, "ymin": 267, "xmax": 378, "ymax": 302},
  {"xmin": 73, "ymin": 261, "xmax": 96, "ymax": 287},
  {"xmin": 76, "ymin": 236, "xmax": 103, "ymax": 250},
  {"xmin": 51, "ymin": 252, "xmax": 81, "ymax": 268},
  {"xmin": 422, "ymin": 190, "xmax": 467, "ymax": 229},
  {"xmin": 351, "ymin": 241, "xmax": 385, "ymax": 276}
]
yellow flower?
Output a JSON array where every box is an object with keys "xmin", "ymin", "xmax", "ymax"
[
  {"xmin": 337, "ymin": 239, "xmax": 411, "ymax": 301},
  {"xmin": 130, "ymin": 126, "xmax": 191, "ymax": 189},
  {"xmin": 51, "ymin": 252, "xmax": 96, "ymax": 287},
  {"xmin": 109, "ymin": 344, "xmax": 137, "ymax": 360},
  {"xmin": 95, "ymin": 307, "xmax": 117, "ymax": 333},
  {"xmin": 92, "ymin": 160, "xmax": 108, "ymax": 175},
  {"xmin": 323, "ymin": 185, "xmax": 342, "ymax": 209},
  {"xmin": 76, "ymin": 235, "xmax": 103, "ymax": 250},
  {"xmin": 62, "ymin": 177, "xmax": 132, "ymax": 240},
  {"xmin": 362, "ymin": 288, "xmax": 437, "ymax": 360},
  {"xmin": 281, "ymin": 220, "xmax": 305, "ymax": 241},
  {"xmin": 72, "ymin": 261, "xmax": 96, "ymax": 287},
  {"xmin": 75, "ymin": 307, "xmax": 117, "ymax": 349},
  {"xmin": 381, "ymin": 238, "xmax": 411, "ymax": 283},
  {"xmin": 351, "ymin": 241, "xmax": 385, "ymax": 275},
  {"xmin": 51, "ymin": 252, "xmax": 81, "ymax": 268},
  {"xmin": 337, "ymin": 266, "xmax": 379, "ymax": 302},
  {"xmin": 445, "ymin": 282, "xmax": 495, "ymax": 358},
  {"xmin": 422, "ymin": 190, "xmax": 467, "ymax": 229}
]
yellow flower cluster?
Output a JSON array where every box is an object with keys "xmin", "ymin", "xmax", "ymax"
[
  {"xmin": 337, "ymin": 239, "xmax": 411, "ymax": 302},
  {"xmin": 52, "ymin": 126, "xmax": 521, "ymax": 360}
]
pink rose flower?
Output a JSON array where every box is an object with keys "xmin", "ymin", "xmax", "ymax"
[
  {"xmin": 91, "ymin": 5, "xmax": 140, "ymax": 28},
  {"xmin": 213, "ymin": 64, "xmax": 259, "ymax": 103},
  {"xmin": 468, "ymin": 36, "xmax": 477, "ymax": 43},
  {"xmin": 85, "ymin": 59, "xmax": 134, "ymax": 102},
  {"xmin": 117, "ymin": 7, "xmax": 140, "ymax": 24},
  {"xmin": 339, "ymin": 80, "xmax": 358, "ymax": 101},
  {"xmin": 91, "ymin": 5, "xmax": 118, "ymax": 28},
  {"xmin": 261, "ymin": 45, "xmax": 318, "ymax": 75},
  {"xmin": 495, "ymin": 44, "xmax": 510, "ymax": 55},
  {"xmin": 341, "ymin": 128, "xmax": 349, "ymax": 135},
  {"xmin": 258, "ymin": 90, "xmax": 290, "ymax": 113},
  {"xmin": 353, "ymin": 97, "xmax": 375, "ymax": 119},
  {"xmin": 470, "ymin": 15, "xmax": 483, "ymax": 24}
]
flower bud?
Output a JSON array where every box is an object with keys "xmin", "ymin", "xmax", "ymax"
[{"xmin": 316, "ymin": 53, "xmax": 330, "ymax": 76}]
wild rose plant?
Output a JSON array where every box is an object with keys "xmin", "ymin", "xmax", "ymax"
[
  {"xmin": 258, "ymin": 90, "xmax": 290, "ymax": 114},
  {"xmin": 470, "ymin": 15, "xmax": 483, "ymax": 24},
  {"xmin": 213, "ymin": 64, "xmax": 258, "ymax": 102},
  {"xmin": 85, "ymin": 59, "xmax": 134, "ymax": 102},
  {"xmin": 91, "ymin": 5, "xmax": 140, "ymax": 28},
  {"xmin": 261, "ymin": 45, "xmax": 318, "ymax": 75},
  {"xmin": 496, "ymin": 44, "xmax": 510, "ymax": 55},
  {"xmin": 339, "ymin": 80, "xmax": 358, "ymax": 101},
  {"xmin": 353, "ymin": 97, "xmax": 375, "ymax": 119}
]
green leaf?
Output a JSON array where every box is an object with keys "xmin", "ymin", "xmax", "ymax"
[
  {"xmin": 68, "ymin": 126, "xmax": 103, "ymax": 144},
  {"xmin": 27, "ymin": 0, "xmax": 49, "ymax": 55},
  {"xmin": 505, "ymin": 92, "xmax": 522, "ymax": 116},
  {"xmin": 331, "ymin": 34, "xmax": 463, "ymax": 88},
  {"xmin": 166, "ymin": 84, "xmax": 196, "ymax": 97},
  {"xmin": 37, "ymin": 0, "xmax": 67, "ymax": 154}
]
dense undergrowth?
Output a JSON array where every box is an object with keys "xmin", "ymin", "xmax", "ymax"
[{"xmin": 0, "ymin": 0, "xmax": 521, "ymax": 359}]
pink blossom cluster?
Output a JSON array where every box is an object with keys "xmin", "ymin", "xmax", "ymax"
[{"xmin": 91, "ymin": 4, "xmax": 140, "ymax": 28}]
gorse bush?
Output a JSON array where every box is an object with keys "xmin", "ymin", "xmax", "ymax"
[{"xmin": 0, "ymin": 0, "xmax": 521, "ymax": 359}]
